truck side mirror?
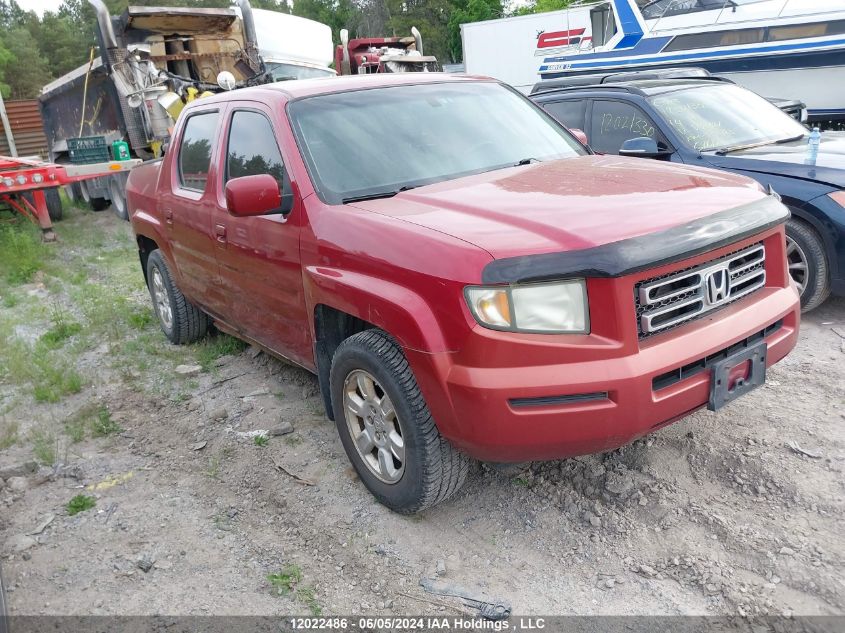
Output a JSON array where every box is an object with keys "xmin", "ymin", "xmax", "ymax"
[
  {"xmin": 619, "ymin": 137, "xmax": 661, "ymax": 158},
  {"xmin": 569, "ymin": 128, "xmax": 589, "ymax": 146},
  {"xmin": 225, "ymin": 174, "xmax": 283, "ymax": 217}
]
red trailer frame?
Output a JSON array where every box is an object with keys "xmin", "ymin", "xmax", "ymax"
[{"xmin": 0, "ymin": 155, "xmax": 139, "ymax": 241}]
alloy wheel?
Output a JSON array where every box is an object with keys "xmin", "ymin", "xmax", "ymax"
[
  {"xmin": 342, "ymin": 369, "xmax": 405, "ymax": 484},
  {"xmin": 785, "ymin": 235, "xmax": 809, "ymax": 296},
  {"xmin": 151, "ymin": 267, "xmax": 173, "ymax": 332}
]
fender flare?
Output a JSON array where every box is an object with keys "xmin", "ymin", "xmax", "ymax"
[
  {"xmin": 305, "ymin": 266, "xmax": 452, "ymax": 420},
  {"xmin": 305, "ymin": 266, "xmax": 450, "ymax": 353}
]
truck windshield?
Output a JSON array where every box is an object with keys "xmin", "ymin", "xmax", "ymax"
[
  {"xmin": 267, "ymin": 62, "xmax": 335, "ymax": 81},
  {"xmin": 650, "ymin": 83, "xmax": 806, "ymax": 152},
  {"xmin": 288, "ymin": 81, "xmax": 585, "ymax": 205}
]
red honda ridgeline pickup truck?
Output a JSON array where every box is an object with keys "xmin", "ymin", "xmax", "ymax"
[{"xmin": 128, "ymin": 74, "xmax": 800, "ymax": 513}]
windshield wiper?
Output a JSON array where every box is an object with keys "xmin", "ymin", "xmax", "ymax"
[
  {"xmin": 715, "ymin": 134, "xmax": 805, "ymax": 155},
  {"xmin": 515, "ymin": 157, "xmax": 542, "ymax": 166},
  {"xmin": 341, "ymin": 185, "xmax": 417, "ymax": 204},
  {"xmin": 775, "ymin": 133, "xmax": 805, "ymax": 144}
]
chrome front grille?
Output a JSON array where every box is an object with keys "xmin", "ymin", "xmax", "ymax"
[{"xmin": 635, "ymin": 244, "xmax": 766, "ymax": 338}]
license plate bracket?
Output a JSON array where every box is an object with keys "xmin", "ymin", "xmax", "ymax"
[{"xmin": 708, "ymin": 341, "xmax": 767, "ymax": 411}]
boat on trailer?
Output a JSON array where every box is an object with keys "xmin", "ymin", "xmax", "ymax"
[{"xmin": 538, "ymin": 0, "xmax": 845, "ymax": 121}]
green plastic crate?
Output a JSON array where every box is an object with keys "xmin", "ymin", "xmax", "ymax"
[{"xmin": 67, "ymin": 136, "xmax": 110, "ymax": 164}]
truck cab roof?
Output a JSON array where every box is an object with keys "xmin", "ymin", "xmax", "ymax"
[{"xmin": 183, "ymin": 72, "xmax": 494, "ymax": 106}]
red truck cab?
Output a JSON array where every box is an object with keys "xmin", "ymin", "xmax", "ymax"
[{"xmin": 128, "ymin": 74, "xmax": 799, "ymax": 513}]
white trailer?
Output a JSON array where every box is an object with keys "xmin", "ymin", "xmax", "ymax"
[{"xmin": 460, "ymin": 3, "xmax": 601, "ymax": 94}]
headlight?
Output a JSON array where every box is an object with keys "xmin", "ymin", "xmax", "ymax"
[
  {"xmin": 465, "ymin": 280, "xmax": 589, "ymax": 333},
  {"xmin": 829, "ymin": 190, "xmax": 845, "ymax": 207}
]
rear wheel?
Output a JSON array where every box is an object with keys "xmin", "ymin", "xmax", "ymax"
[
  {"xmin": 785, "ymin": 218, "xmax": 830, "ymax": 312},
  {"xmin": 146, "ymin": 249, "xmax": 210, "ymax": 344},
  {"xmin": 330, "ymin": 329, "xmax": 471, "ymax": 513}
]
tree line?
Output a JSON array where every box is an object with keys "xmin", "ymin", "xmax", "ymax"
[{"xmin": 0, "ymin": 0, "xmax": 572, "ymax": 99}]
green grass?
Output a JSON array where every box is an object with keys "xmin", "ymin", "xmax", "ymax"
[
  {"xmin": 31, "ymin": 353, "xmax": 84, "ymax": 402},
  {"xmin": 90, "ymin": 405, "xmax": 122, "ymax": 437},
  {"xmin": 194, "ymin": 334, "xmax": 247, "ymax": 372},
  {"xmin": 2, "ymin": 291, "xmax": 20, "ymax": 308},
  {"xmin": 0, "ymin": 221, "xmax": 45, "ymax": 286},
  {"xmin": 254, "ymin": 434, "xmax": 269, "ymax": 447},
  {"xmin": 64, "ymin": 418, "xmax": 86, "ymax": 443},
  {"xmin": 31, "ymin": 428, "xmax": 56, "ymax": 465},
  {"xmin": 0, "ymin": 313, "xmax": 84, "ymax": 403},
  {"xmin": 39, "ymin": 320, "xmax": 82, "ymax": 349},
  {"xmin": 296, "ymin": 586, "xmax": 322, "ymax": 617},
  {"xmin": 0, "ymin": 420, "xmax": 19, "ymax": 449},
  {"xmin": 268, "ymin": 565, "xmax": 303, "ymax": 596},
  {"xmin": 284, "ymin": 434, "xmax": 303, "ymax": 447},
  {"xmin": 66, "ymin": 494, "xmax": 96, "ymax": 516},
  {"xmin": 267, "ymin": 566, "xmax": 321, "ymax": 615}
]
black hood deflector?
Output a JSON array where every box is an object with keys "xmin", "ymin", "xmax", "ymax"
[{"xmin": 482, "ymin": 195, "xmax": 788, "ymax": 284}]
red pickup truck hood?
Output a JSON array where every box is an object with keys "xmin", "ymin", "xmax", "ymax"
[{"xmin": 349, "ymin": 155, "xmax": 767, "ymax": 260}]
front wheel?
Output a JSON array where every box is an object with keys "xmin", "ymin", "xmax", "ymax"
[
  {"xmin": 146, "ymin": 250, "xmax": 210, "ymax": 344},
  {"xmin": 330, "ymin": 330, "xmax": 471, "ymax": 513},
  {"xmin": 785, "ymin": 219, "xmax": 830, "ymax": 312}
]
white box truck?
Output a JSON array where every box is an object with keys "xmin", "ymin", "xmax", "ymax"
[{"xmin": 460, "ymin": 3, "xmax": 601, "ymax": 94}]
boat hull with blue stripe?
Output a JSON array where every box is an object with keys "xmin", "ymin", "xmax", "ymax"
[{"xmin": 539, "ymin": 0, "xmax": 845, "ymax": 120}]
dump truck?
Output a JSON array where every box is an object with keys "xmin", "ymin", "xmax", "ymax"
[
  {"xmin": 336, "ymin": 28, "xmax": 439, "ymax": 74},
  {"xmin": 39, "ymin": 1, "xmax": 332, "ymax": 220}
]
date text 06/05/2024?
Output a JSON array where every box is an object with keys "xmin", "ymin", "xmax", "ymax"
[{"xmin": 289, "ymin": 617, "xmax": 547, "ymax": 630}]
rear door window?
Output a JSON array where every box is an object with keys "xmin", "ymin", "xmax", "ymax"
[
  {"xmin": 178, "ymin": 112, "xmax": 219, "ymax": 192},
  {"xmin": 543, "ymin": 99, "xmax": 587, "ymax": 131},
  {"xmin": 589, "ymin": 100, "xmax": 664, "ymax": 154}
]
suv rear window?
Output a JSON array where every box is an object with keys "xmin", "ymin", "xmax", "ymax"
[{"xmin": 178, "ymin": 112, "xmax": 219, "ymax": 192}]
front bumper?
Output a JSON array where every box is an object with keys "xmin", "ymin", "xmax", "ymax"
[{"xmin": 407, "ymin": 232, "xmax": 800, "ymax": 462}]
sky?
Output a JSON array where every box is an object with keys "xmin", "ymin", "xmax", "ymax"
[{"xmin": 19, "ymin": 0, "xmax": 66, "ymax": 16}]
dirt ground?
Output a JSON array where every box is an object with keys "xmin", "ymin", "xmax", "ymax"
[{"xmin": 0, "ymin": 207, "xmax": 843, "ymax": 617}]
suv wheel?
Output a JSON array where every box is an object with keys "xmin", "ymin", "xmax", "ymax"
[
  {"xmin": 785, "ymin": 219, "xmax": 830, "ymax": 311},
  {"xmin": 146, "ymin": 250, "xmax": 210, "ymax": 344},
  {"xmin": 330, "ymin": 329, "xmax": 472, "ymax": 513}
]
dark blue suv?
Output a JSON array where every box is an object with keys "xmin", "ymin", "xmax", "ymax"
[{"xmin": 531, "ymin": 77, "xmax": 845, "ymax": 311}]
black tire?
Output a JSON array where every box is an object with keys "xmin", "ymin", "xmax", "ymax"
[
  {"xmin": 80, "ymin": 180, "xmax": 109, "ymax": 211},
  {"xmin": 64, "ymin": 182, "xmax": 83, "ymax": 204},
  {"xmin": 21, "ymin": 189, "xmax": 62, "ymax": 221},
  {"xmin": 146, "ymin": 249, "xmax": 210, "ymax": 344},
  {"xmin": 330, "ymin": 329, "xmax": 471, "ymax": 513},
  {"xmin": 109, "ymin": 175, "xmax": 128, "ymax": 221},
  {"xmin": 786, "ymin": 218, "xmax": 830, "ymax": 312},
  {"xmin": 44, "ymin": 187, "xmax": 63, "ymax": 221}
]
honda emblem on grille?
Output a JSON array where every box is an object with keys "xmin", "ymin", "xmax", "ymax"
[{"xmin": 705, "ymin": 267, "xmax": 730, "ymax": 305}]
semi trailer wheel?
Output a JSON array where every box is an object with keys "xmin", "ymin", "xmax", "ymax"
[
  {"xmin": 109, "ymin": 175, "xmax": 128, "ymax": 221},
  {"xmin": 22, "ymin": 188, "xmax": 62, "ymax": 221},
  {"xmin": 330, "ymin": 329, "xmax": 471, "ymax": 513},
  {"xmin": 80, "ymin": 180, "xmax": 109, "ymax": 211},
  {"xmin": 44, "ymin": 187, "xmax": 63, "ymax": 221},
  {"xmin": 146, "ymin": 250, "xmax": 210, "ymax": 344}
]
